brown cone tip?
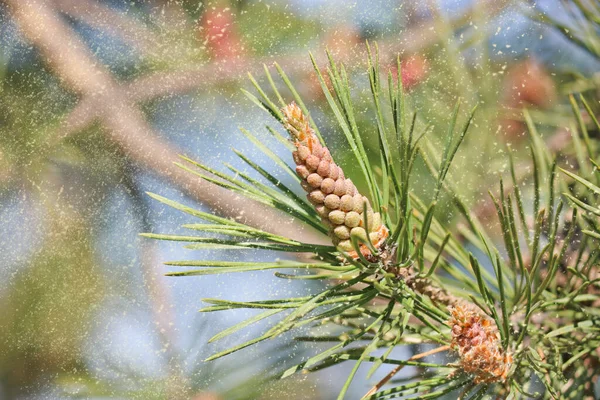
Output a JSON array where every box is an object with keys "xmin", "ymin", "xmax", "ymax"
[{"xmin": 282, "ymin": 102, "xmax": 388, "ymax": 257}]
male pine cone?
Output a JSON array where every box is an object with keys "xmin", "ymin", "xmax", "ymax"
[{"xmin": 282, "ymin": 103, "xmax": 388, "ymax": 257}]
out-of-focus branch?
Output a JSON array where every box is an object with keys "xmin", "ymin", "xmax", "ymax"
[
  {"xmin": 5, "ymin": 0, "xmax": 325, "ymax": 245},
  {"xmin": 61, "ymin": 0, "xmax": 509, "ymax": 138},
  {"xmin": 60, "ymin": 64, "xmax": 246, "ymax": 137},
  {"xmin": 122, "ymin": 168, "xmax": 191, "ymax": 398},
  {"xmin": 53, "ymin": 0, "xmax": 157, "ymax": 52}
]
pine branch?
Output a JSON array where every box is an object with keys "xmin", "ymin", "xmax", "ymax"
[{"xmin": 132, "ymin": 29, "xmax": 599, "ymax": 400}]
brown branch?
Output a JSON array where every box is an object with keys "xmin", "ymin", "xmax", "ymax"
[
  {"xmin": 61, "ymin": 63, "xmax": 247, "ymax": 137},
  {"xmin": 362, "ymin": 345, "xmax": 451, "ymax": 399},
  {"xmin": 5, "ymin": 0, "xmax": 326, "ymax": 245},
  {"xmin": 121, "ymin": 167, "xmax": 190, "ymax": 397},
  {"xmin": 60, "ymin": 0, "xmax": 509, "ymax": 138},
  {"xmin": 53, "ymin": 0, "xmax": 157, "ymax": 52}
]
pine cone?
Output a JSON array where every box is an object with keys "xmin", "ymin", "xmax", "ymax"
[
  {"xmin": 448, "ymin": 305, "xmax": 512, "ymax": 384},
  {"xmin": 281, "ymin": 102, "xmax": 388, "ymax": 257}
]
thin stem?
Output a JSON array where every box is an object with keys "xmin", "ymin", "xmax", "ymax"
[{"xmin": 361, "ymin": 345, "xmax": 451, "ymax": 399}]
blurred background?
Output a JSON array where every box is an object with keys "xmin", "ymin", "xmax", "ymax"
[{"xmin": 0, "ymin": 0, "xmax": 598, "ymax": 399}]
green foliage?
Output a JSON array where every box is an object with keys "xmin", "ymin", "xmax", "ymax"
[
  {"xmin": 0, "ymin": 216, "xmax": 104, "ymax": 397},
  {"xmin": 562, "ymin": 94, "xmax": 600, "ymax": 241},
  {"xmin": 532, "ymin": 0, "xmax": 600, "ymax": 62},
  {"xmin": 0, "ymin": 68, "xmax": 75, "ymax": 187},
  {"xmin": 237, "ymin": 3, "xmax": 322, "ymax": 55},
  {"xmin": 147, "ymin": 49, "xmax": 600, "ymax": 399}
]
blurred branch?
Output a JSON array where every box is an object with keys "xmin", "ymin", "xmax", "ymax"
[
  {"xmin": 60, "ymin": 63, "xmax": 248, "ymax": 136},
  {"xmin": 4, "ymin": 0, "xmax": 325, "ymax": 245},
  {"xmin": 53, "ymin": 0, "xmax": 157, "ymax": 52},
  {"xmin": 122, "ymin": 168, "xmax": 190, "ymax": 397},
  {"xmin": 61, "ymin": 0, "xmax": 509, "ymax": 138}
]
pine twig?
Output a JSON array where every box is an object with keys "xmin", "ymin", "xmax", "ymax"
[{"xmin": 362, "ymin": 345, "xmax": 451, "ymax": 399}]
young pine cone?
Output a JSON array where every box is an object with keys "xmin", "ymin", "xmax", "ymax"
[
  {"xmin": 281, "ymin": 102, "xmax": 388, "ymax": 257},
  {"xmin": 448, "ymin": 305, "xmax": 512, "ymax": 384}
]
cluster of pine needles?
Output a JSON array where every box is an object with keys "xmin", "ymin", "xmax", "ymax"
[{"xmin": 143, "ymin": 46, "xmax": 600, "ymax": 399}]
